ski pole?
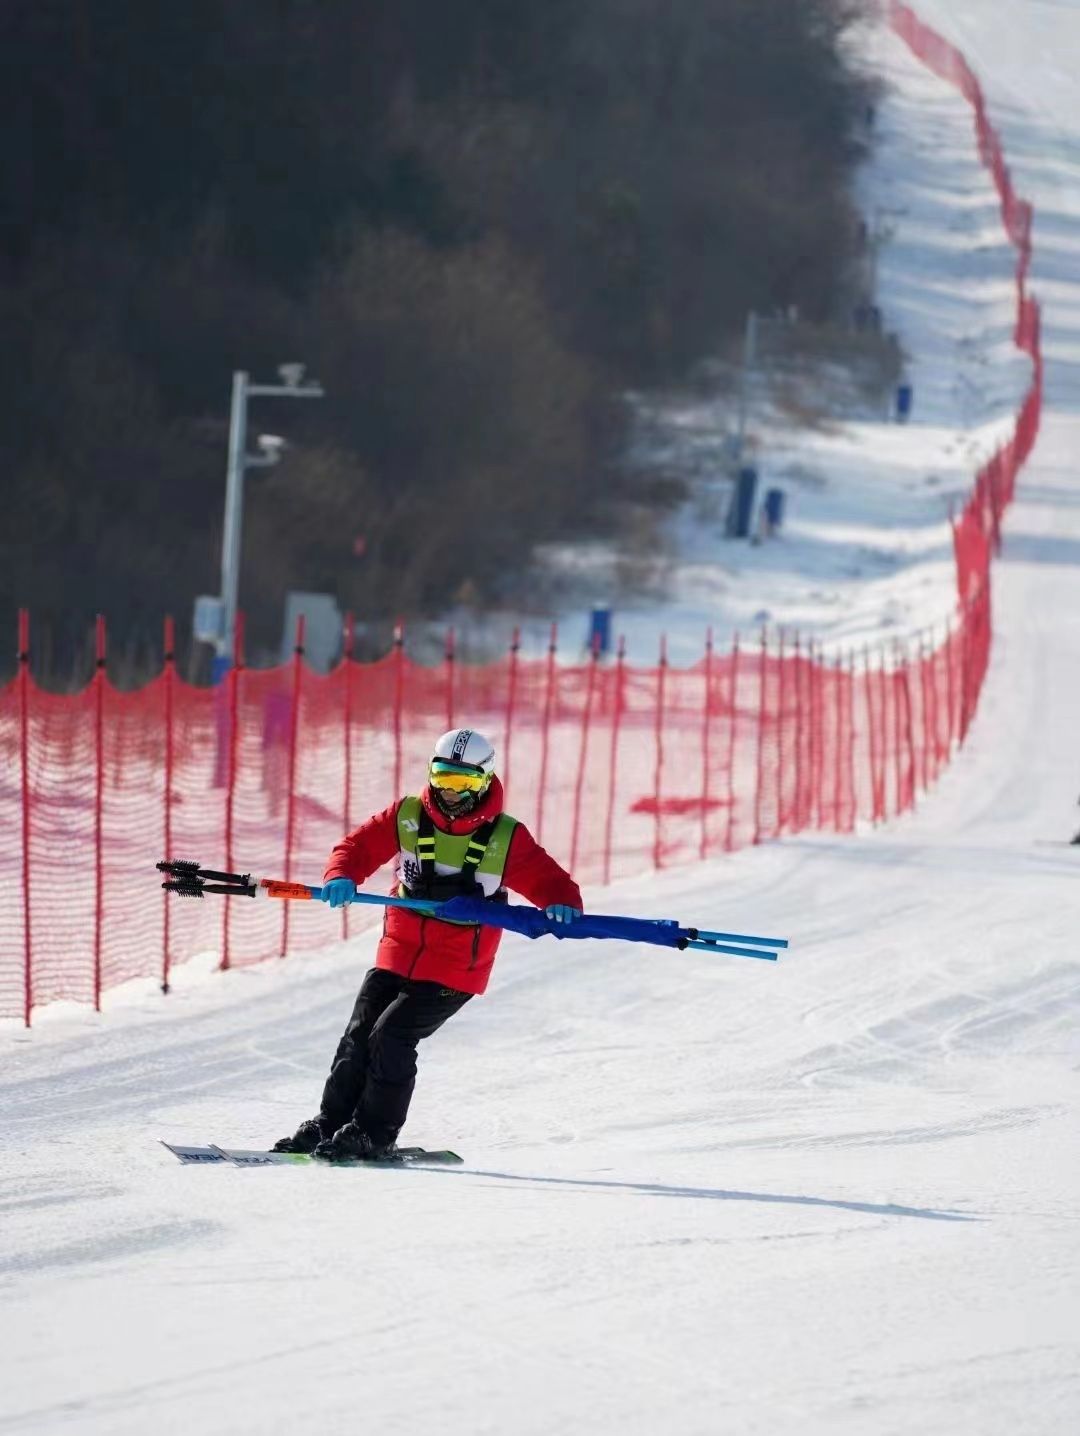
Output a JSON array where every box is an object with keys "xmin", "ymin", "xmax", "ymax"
[{"xmin": 157, "ymin": 861, "xmax": 444, "ymax": 911}]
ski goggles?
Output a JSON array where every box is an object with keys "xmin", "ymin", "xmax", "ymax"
[{"xmin": 428, "ymin": 760, "xmax": 491, "ymax": 794}]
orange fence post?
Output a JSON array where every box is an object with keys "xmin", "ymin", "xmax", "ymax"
[
  {"xmin": 502, "ymin": 628, "xmax": 520, "ymax": 806},
  {"xmin": 570, "ymin": 633, "xmax": 600, "ymax": 875},
  {"xmin": 342, "ymin": 613, "xmax": 356, "ymax": 943},
  {"xmin": 221, "ymin": 613, "xmax": 245, "ymax": 972},
  {"xmin": 392, "ymin": 621, "xmax": 405, "ymax": 804},
  {"xmin": 603, "ymin": 635, "xmax": 626, "ymax": 885},
  {"xmin": 700, "ymin": 628, "xmax": 713, "ymax": 862},
  {"xmin": 535, "ymin": 624, "xmax": 558, "ymax": 844},
  {"xmin": 725, "ymin": 633, "xmax": 740, "ymax": 854},
  {"xmin": 753, "ymin": 629, "xmax": 767, "ymax": 845},
  {"xmin": 18, "ymin": 610, "xmax": 32, "ymax": 1027},
  {"xmin": 162, "ymin": 616, "xmax": 175, "ymax": 994},
  {"xmin": 93, "ymin": 615, "xmax": 106, "ymax": 1012},
  {"xmin": 652, "ymin": 634, "xmax": 668, "ymax": 870},
  {"xmin": 281, "ymin": 613, "xmax": 306, "ymax": 959}
]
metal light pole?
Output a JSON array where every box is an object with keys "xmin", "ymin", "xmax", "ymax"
[
  {"xmin": 735, "ymin": 309, "xmax": 759, "ymax": 463},
  {"xmin": 214, "ymin": 365, "xmax": 325, "ymax": 677}
]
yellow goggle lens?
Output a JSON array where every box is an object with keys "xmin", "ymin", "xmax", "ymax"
[{"xmin": 428, "ymin": 763, "xmax": 489, "ymax": 793}]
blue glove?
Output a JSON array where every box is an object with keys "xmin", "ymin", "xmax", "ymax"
[
  {"xmin": 545, "ymin": 903, "xmax": 583, "ymax": 924},
  {"xmin": 320, "ymin": 878, "xmax": 356, "ymax": 909}
]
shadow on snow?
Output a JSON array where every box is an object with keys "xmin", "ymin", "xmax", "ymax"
[{"xmin": 448, "ymin": 1167, "xmax": 980, "ymax": 1223}]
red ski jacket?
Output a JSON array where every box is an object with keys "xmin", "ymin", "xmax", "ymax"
[{"xmin": 322, "ymin": 778, "xmax": 582, "ymax": 995}]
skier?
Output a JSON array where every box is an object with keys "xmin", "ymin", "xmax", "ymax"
[{"xmin": 274, "ymin": 728, "xmax": 583, "ymax": 1161}]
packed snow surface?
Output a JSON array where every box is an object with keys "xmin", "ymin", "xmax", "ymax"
[{"xmin": 2, "ymin": 7, "xmax": 1079, "ymax": 1433}]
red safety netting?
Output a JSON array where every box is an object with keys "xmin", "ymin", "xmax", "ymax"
[
  {"xmin": 0, "ymin": 6, "xmax": 1042, "ymax": 1023},
  {"xmin": 891, "ymin": 0, "xmax": 1043, "ymax": 741},
  {"xmin": 0, "ymin": 586, "xmax": 1008, "ymax": 1024}
]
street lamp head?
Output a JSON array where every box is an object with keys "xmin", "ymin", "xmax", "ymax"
[
  {"xmin": 278, "ymin": 362, "xmax": 306, "ymax": 388},
  {"xmin": 257, "ymin": 433, "xmax": 287, "ymax": 458}
]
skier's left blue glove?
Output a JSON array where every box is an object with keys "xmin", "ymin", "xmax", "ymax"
[
  {"xmin": 545, "ymin": 903, "xmax": 582, "ymax": 924},
  {"xmin": 320, "ymin": 878, "xmax": 356, "ymax": 909}
]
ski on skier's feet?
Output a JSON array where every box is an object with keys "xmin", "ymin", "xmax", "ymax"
[
  {"xmin": 161, "ymin": 1142, "xmax": 231, "ymax": 1164},
  {"xmin": 160, "ymin": 1140, "xmax": 463, "ymax": 1167}
]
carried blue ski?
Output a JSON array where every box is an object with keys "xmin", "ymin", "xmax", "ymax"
[
  {"xmin": 157, "ymin": 860, "xmax": 789, "ymax": 963},
  {"xmin": 161, "ymin": 1140, "xmax": 463, "ymax": 1167}
]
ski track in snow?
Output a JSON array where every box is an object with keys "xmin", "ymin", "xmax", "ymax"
[{"xmin": 2, "ymin": 8, "xmax": 1080, "ymax": 1435}]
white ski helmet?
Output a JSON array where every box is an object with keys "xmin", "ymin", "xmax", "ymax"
[
  {"xmin": 430, "ymin": 728, "xmax": 496, "ymax": 778},
  {"xmin": 428, "ymin": 729, "xmax": 496, "ymax": 816}
]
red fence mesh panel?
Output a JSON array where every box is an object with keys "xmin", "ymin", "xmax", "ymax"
[
  {"xmin": 20, "ymin": 684, "xmax": 100, "ymax": 1011},
  {"xmin": 100, "ymin": 680, "xmax": 170, "ymax": 995},
  {"xmin": 653, "ymin": 655, "xmax": 717, "ymax": 871},
  {"xmin": 696, "ymin": 646, "xmax": 732, "ymax": 860}
]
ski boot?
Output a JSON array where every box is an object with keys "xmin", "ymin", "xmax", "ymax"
[
  {"xmin": 313, "ymin": 1121, "xmax": 397, "ymax": 1163},
  {"xmin": 272, "ymin": 1115, "xmax": 335, "ymax": 1154}
]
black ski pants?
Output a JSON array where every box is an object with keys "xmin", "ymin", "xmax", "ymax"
[{"xmin": 319, "ymin": 968, "xmax": 471, "ymax": 1145}]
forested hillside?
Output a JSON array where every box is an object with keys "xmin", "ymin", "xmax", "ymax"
[{"xmin": 2, "ymin": 0, "xmax": 871, "ymax": 680}]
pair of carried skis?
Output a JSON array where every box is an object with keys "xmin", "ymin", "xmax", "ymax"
[{"xmin": 157, "ymin": 859, "xmax": 789, "ymax": 962}]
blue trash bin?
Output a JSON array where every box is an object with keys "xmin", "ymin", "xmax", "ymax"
[
  {"xmin": 896, "ymin": 383, "xmax": 913, "ymax": 422},
  {"xmin": 589, "ymin": 606, "xmax": 612, "ymax": 656},
  {"xmin": 763, "ymin": 487, "xmax": 786, "ymax": 533}
]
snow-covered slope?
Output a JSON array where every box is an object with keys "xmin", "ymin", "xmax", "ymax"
[{"xmin": 2, "ymin": 9, "xmax": 1079, "ymax": 1435}]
